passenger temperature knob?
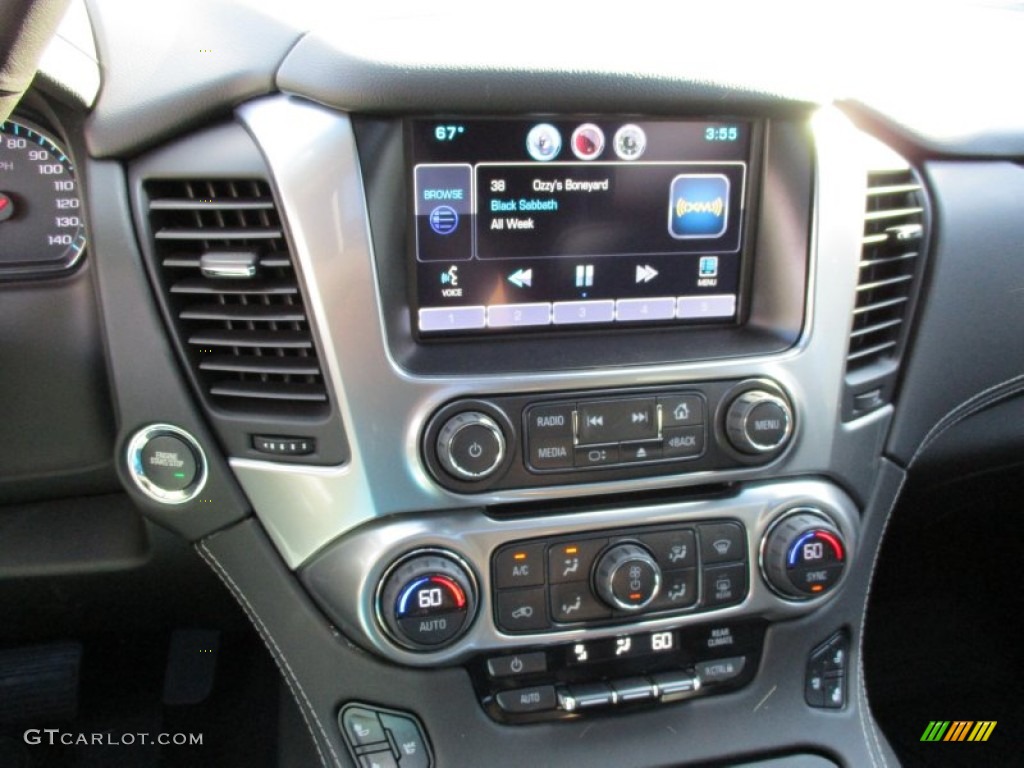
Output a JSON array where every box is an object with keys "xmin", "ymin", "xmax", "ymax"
[{"xmin": 761, "ymin": 511, "xmax": 847, "ymax": 600}]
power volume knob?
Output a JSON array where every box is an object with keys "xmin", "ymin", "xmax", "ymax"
[
  {"xmin": 378, "ymin": 551, "xmax": 478, "ymax": 651},
  {"xmin": 761, "ymin": 511, "xmax": 847, "ymax": 600},
  {"xmin": 725, "ymin": 389, "xmax": 794, "ymax": 455},
  {"xmin": 435, "ymin": 411, "xmax": 507, "ymax": 481},
  {"xmin": 594, "ymin": 544, "xmax": 662, "ymax": 612}
]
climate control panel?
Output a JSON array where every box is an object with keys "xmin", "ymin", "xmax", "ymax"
[
  {"xmin": 422, "ymin": 379, "xmax": 795, "ymax": 492},
  {"xmin": 492, "ymin": 520, "xmax": 748, "ymax": 634}
]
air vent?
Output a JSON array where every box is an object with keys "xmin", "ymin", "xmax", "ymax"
[
  {"xmin": 842, "ymin": 150, "xmax": 928, "ymax": 420},
  {"xmin": 848, "ymin": 168, "xmax": 925, "ymax": 372},
  {"xmin": 145, "ymin": 179, "xmax": 327, "ymax": 416}
]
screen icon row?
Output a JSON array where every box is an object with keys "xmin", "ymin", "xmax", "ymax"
[{"xmin": 526, "ymin": 123, "xmax": 647, "ymax": 162}]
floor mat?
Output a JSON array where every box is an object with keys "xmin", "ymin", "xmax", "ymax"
[{"xmin": 0, "ymin": 629, "xmax": 280, "ymax": 768}]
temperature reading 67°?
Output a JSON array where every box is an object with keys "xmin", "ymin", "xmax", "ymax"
[{"xmin": 434, "ymin": 124, "xmax": 466, "ymax": 142}]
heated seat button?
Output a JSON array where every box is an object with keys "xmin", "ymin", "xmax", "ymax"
[
  {"xmin": 577, "ymin": 398, "xmax": 658, "ymax": 444},
  {"xmin": 378, "ymin": 713, "xmax": 431, "ymax": 768},
  {"xmin": 339, "ymin": 707, "xmax": 387, "ymax": 747},
  {"xmin": 359, "ymin": 751, "xmax": 398, "ymax": 768}
]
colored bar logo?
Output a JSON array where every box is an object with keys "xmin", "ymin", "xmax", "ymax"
[
  {"xmin": 668, "ymin": 174, "xmax": 729, "ymax": 239},
  {"xmin": 920, "ymin": 720, "xmax": 997, "ymax": 742}
]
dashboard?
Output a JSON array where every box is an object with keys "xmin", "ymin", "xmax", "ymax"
[{"xmin": 3, "ymin": 1, "xmax": 1024, "ymax": 766}]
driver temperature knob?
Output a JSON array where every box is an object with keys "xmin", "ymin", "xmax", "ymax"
[
  {"xmin": 378, "ymin": 550, "xmax": 478, "ymax": 651},
  {"xmin": 594, "ymin": 544, "xmax": 662, "ymax": 612}
]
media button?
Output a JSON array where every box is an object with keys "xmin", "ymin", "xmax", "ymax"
[{"xmin": 527, "ymin": 436, "xmax": 574, "ymax": 471}]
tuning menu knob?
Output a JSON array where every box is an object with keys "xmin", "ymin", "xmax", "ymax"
[
  {"xmin": 761, "ymin": 511, "xmax": 847, "ymax": 600},
  {"xmin": 725, "ymin": 389, "xmax": 794, "ymax": 455},
  {"xmin": 593, "ymin": 544, "xmax": 662, "ymax": 612}
]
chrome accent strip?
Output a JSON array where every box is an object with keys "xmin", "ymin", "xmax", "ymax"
[
  {"xmin": 302, "ymin": 479, "xmax": 859, "ymax": 667},
  {"xmin": 235, "ymin": 98, "xmax": 870, "ymax": 569}
]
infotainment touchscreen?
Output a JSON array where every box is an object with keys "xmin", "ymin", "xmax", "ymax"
[{"xmin": 408, "ymin": 118, "xmax": 754, "ymax": 336}]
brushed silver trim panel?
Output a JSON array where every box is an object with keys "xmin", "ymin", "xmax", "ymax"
[
  {"xmin": 235, "ymin": 98, "xmax": 870, "ymax": 568},
  {"xmin": 302, "ymin": 479, "xmax": 859, "ymax": 667}
]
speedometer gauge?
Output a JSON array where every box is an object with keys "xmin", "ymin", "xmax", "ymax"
[{"xmin": 0, "ymin": 118, "xmax": 86, "ymax": 278}]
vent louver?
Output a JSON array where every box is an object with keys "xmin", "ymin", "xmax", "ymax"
[
  {"xmin": 847, "ymin": 168, "xmax": 925, "ymax": 374},
  {"xmin": 146, "ymin": 179, "xmax": 328, "ymax": 415}
]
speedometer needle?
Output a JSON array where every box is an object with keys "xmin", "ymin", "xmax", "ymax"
[{"xmin": 0, "ymin": 193, "xmax": 13, "ymax": 222}]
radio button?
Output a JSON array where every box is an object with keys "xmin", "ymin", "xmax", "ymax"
[
  {"xmin": 493, "ymin": 543, "xmax": 545, "ymax": 589},
  {"xmin": 577, "ymin": 397, "xmax": 658, "ymax": 445},
  {"xmin": 525, "ymin": 403, "xmax": 574, "ymax": 438}
]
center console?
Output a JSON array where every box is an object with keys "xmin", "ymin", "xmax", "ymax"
[{"xmin": 201, "ymin": 94, "xmax": 892, "ymax": 766}]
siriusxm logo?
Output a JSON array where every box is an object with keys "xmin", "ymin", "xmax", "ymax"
[{"xmin": 669, "ymin": 174, "xmax": 729, "ymax": 239}]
